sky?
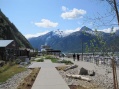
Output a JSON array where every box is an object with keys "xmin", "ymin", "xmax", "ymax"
[{"xmin": 0, "ymin": 0, "xmax": 119, "ymax": 38}]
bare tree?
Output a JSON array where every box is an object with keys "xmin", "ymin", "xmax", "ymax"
[
  {"xmin": 105, "ymin": 1, "xmax": 119, "ymax": 89},
  {"xmin": 105, "ymin": 0, "xmax": 119, "ymax": 25},
  {"xmin": 83, "ymin": 1, "xmax": 119, "ymax": 89},
  {"xmin": 83, "ymin": 0, "xmax": 119, "ymax": 28}
]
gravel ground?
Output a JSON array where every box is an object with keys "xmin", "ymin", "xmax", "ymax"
[
  {"xmin": 0, "ymin": 69, "xmax": 32, "ymax": 89},
  {"xmin": 58, "ymin": 66, "xmax": 114, "ymax": 89}
]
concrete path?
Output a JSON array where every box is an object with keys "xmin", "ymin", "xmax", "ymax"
[{"xmin": 28, "ymin": 60, "xmax": 70, "ymax": 89}]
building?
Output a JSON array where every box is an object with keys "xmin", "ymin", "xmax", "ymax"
[
  {"xmin": 41, "ymin": 45, "xmax": 61, "ymax": 56},
  {"xmin": 41, "ymin": 45, "xmax": 50, "ymax": 52},
  {"xmin": 46, "ymin": 49, "xmax": 61, "ymax": 56},
  {"xmin": 0, "ymin": 40, "xmax": 34, "ymax": 61},
  {"xmin": 0, "ymin": 40, "xmax": 16, "ymax": 61}
]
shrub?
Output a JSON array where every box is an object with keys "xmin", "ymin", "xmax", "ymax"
[
  {"xmin": 45, "ymin": 55, "xmax": 54, "ymax": 59},
  {"xmin": 44, "ymin": 55, "xmax": 59, "ymax": 63},
  {"xmin": 15, "ymin": 59, "xmax": 21, "ymax": 64},
  {"xmin": 50, "ymin": 58, "xmax": 59, "ymax": 63},
  {"xmin": 36, "ymin": 59, "xmax": 44, "ymax": 62},
  {"xmin": 0, "ymin": 63, "xmax": 10, "ymax": 73},
  {"xmin": 60, "ymin": 60, "xmax": 73, "ymax": 65}
]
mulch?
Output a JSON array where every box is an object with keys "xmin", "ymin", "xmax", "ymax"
[{"xmin": 69, "ymin": 85, "xmax": 86, "ymax": 89}]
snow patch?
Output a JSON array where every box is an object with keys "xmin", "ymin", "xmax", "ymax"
[{"xmin": 52, "ymin": 29, "xmax": 71, "ymax": 37}]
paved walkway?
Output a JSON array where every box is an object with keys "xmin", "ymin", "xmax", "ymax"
[
  {"xmin": 28, "ymin": 56, "xmax": 119, "ymax": 88},
  {"xmin": 28, "ymin": 60, "xmax": 70, "ymax": 89}
]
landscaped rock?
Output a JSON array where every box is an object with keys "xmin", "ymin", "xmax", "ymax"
[
  {"xmin": 79, "ymin": 67, "xmax": 88, "ymax": 75},
  {"xmin": 58, "ymin": 67, "xmax": 114, "ymax": 89},
  {"xmin": 88, "ymin": 70, "xmax": 95, "ymax": 76},
  {"xmin": 0, "ymin": 61, "xmax": 5, "ymax": 67},
  {"xmin": 20, "ymin": 62, "xmax": 28, "ymax": 65},
  {"xmin": 15, "ymin": 59, "xmax": 21, "ymax": 64}
]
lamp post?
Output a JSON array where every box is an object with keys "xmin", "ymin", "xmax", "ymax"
[{"xmin": 81, "ymin": 33, "xmax": 84, "ymax": 61}]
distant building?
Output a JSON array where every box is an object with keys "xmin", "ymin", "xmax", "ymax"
[
  {"xmin": 41, "ymin": 45, "xmax": 61, "ymax": 56},
  {"xmin": 46, "ymin": 49, "xmax": 61, "ymax": 56},
  {"xmin": 41, "ymin": 45, "xmax": 50, "ymax": 52}
]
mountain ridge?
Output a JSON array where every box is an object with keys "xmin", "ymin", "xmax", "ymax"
[
  {"xmin": 29, "ymin": 26, "xmax": 119, "ymax": 52},
  {"xmin": 0, "ymin": 10, "xmax": 32, "ymax": 49}
]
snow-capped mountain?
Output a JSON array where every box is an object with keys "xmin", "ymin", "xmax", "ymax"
[
  {"xmin": 28, "ymin": 26, "xmax": 119, "ymax": 52},
  {"xmin": 115, "ymin": 30, "xmax": 119, "ymax": 35},
  {"xmin": 52, "ymin": 30, "xmax": 64, "ymax": 37},
  {"xmin": 80, "ymin": 26, "xmax": 96, "ymax": 35},
  {"xmin": 52, "ymin": 29, "xmax": 72, "ymax": 37}
]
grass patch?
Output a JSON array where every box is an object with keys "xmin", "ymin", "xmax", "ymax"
[
  {"xmin": 0, "ymin": 65, "xmax": 26, "ymax": 83},
  {"xmin": 0, "ymin": 63, "xmax": 11, "ymax": 73},
  {"xmin": 31, "ymin": 56, "xmax": 44, "ymax": 62},
  {"xmin": 60, "ymin": 60, "xmax": 73, "ymax": 65},
  {"xmin": 17, "ymin": 68, "xmax": 40, "ymax": 89},
  {"xmin": 36, "ymin": 59, "xmax": 44, "ymax": 62},
  {"xmin": 50, "ymin": 58, "xmax": 59, "ymax": 63},
  {"xmin": 44, "ymin": 55, "xmax": 59, "ymax": 63},
  {"xmin": 45, "ymin": 55, "xmax": 54, "ymax": 59},
  {"xmin": 56, "ymin": 65, "xmax": 68, "ymax": 70}
]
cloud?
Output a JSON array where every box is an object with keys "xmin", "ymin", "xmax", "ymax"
[
  {"xmin": 89, "ymin": 22, "xmax": 93, "ymax": 26},
  {"xmin": 61, "ymin": 8, "xmax": 86, "ymax": 19},
  {"xmin": 25, "ymin": 31, "xmax": 49, "ymax": 39},
  {"xmin": 34, "ymin": 19, "xmax": 58, "ymax": 28},
  {"xmin": 98, "ymin": 27, "xmax": 119, "ymax": 33},
  {"xmin": 62, "ymin": 6, "xmax": 68, "ymax": 11}
]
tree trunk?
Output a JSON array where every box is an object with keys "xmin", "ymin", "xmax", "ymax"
[{"xmin": 112, "ymin": 57, "xmax": 118, "ymax": 89}]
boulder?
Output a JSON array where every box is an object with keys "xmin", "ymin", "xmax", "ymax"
[
  {"xmin": 79, "ymin": 67, "xmax": 88, "ymax": 75},
  {"xmin": 88, "ymin": 70, "xmax": 95, "ymax": 76},
  {"xmin": 20, "ymin": 62, "xmax": 28, "ymax": 65},
  {"xmin": 0, "ymin": 61, "xmax": 5, "ymax": 67},
  {"xmin": 15, "ymin": 59, "xmax": 21, "ymax": 64}
]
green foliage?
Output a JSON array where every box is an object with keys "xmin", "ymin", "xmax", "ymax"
[
  {"xmin": 50, "ymin": 58, "xmax": 59, "ymax": 63},
  {"xmin": 36, "ymin": 59, "xmax": 44, "ymax": 62},
  {"xmin": 15, "ymin": 59, "xmax": 21, "ymax": 64},
  {"xmin": 60, "ymin": 60, "xmax": 73, "ymax": 65},
  {"xmin": 0, "ymin": 63, "xmax": 10, "ymax": 73},
  {"xmin": 45, "ymin": 55, "xmax": 54, "ymax": 59},
  {"xmin": 44, "ymin": 55, "xmax": 59, "ymax": 63},
  {"xmin": 84, "ymin": 29, "xmax": 107, "ymax": 55}
]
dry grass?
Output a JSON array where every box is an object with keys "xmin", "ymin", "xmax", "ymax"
[
  {"xmin": 56, "ymin": 65, "xmax": 69, "ymax": 70},
  {"xmin": 0, "ymin": 64, "xmax": 26, "ymax": 83},
  {"xmin": 69, "ymin": 85, "xmax": 87, "ymax": 89},
  {"xmin": 17, "ymin": 68, "xmax": 40, "ymax": 89}
]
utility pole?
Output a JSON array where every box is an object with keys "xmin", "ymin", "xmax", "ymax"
[{"xmin": 81, "ymin": 34, "xmax": 83, "ymax": 61}]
